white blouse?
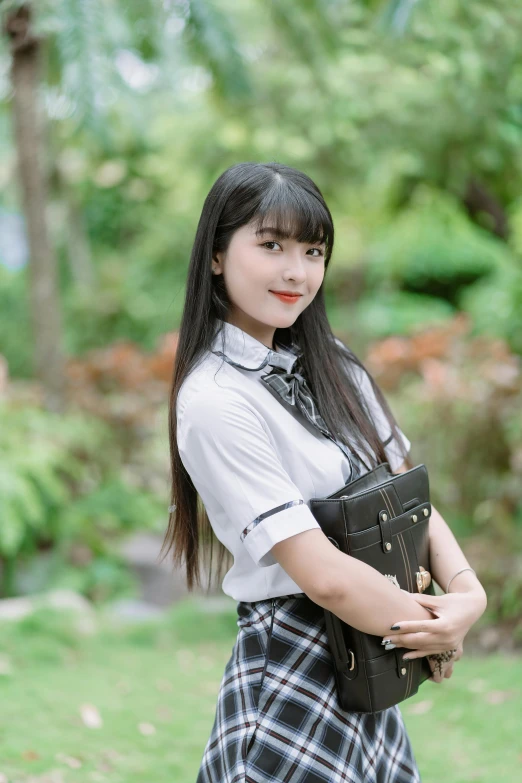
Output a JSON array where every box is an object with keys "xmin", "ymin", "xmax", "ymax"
[{"xmin": 176, "ymin": 319, "xmax": 411, "ymax": 602}]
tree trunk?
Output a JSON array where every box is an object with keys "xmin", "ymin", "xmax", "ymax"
[{"xmin": 3, "ymin": 3, "xmax": 67, "ymax": 411}]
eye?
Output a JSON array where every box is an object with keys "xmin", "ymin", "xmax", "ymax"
[{"xmin": 261, "ymin": 241, "xmax": 324, "ymax": 257}]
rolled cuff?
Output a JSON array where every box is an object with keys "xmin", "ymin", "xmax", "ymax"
[{"xmin": 242, "ymin": 501, "xmax": 321, "ymax": 568}]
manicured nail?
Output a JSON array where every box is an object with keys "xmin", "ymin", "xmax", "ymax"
[
  {"xmin": 402, "ymin": 656, "xmax": 410, "ymax": 661},
  {"xmin": 385, "ymin": 643, "xmax": 396, "ymax": 650},
  {"xmin": 381, "ymin": 639, "xmax": 392, "ymax": 645},
  {"xmin": 390, "ymin": 625, "xmax": 400, "ymax": 630}
]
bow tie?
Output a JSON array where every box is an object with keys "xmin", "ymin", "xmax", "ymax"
[
  {"xmin": 261, "ymin": 364, "xmax": 365, "ymax": 479},
  {"xmin": 260, "ymin": 364, "xmax": 331, "ymax": 439},
  {"xmin": 210, "ymin": 344, "xmax": 366, "ymax": 477}
]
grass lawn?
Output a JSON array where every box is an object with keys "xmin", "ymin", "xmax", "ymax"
[{"xmin": 0, "ymin": 597, "xmax": 520, "ymax": 783}]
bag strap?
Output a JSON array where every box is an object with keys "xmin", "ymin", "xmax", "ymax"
[{"xmin": 323, "ymin": 609, "xmax": 358, "ymax": 680}]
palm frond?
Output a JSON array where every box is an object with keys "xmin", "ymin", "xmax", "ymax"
[
  {"xmin": 183, "ymin": 0, "xmax": 251, "ymax": 103},
  {"xmin": 52, "ymin": 0, "xmax": 113, "ymax": 140},
  {"xmin": 376, "ymin": 0, "xmax": 422, "ymax": 36}
]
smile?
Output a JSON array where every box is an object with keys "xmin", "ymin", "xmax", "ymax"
[{"xmin": 269, "ymin": 291, "xmax": 303, "ymax": 304}]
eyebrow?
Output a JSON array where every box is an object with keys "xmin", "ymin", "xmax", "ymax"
[{"xmin": 254, "ymin": 226, "xmax": 326, "ymax": 245}]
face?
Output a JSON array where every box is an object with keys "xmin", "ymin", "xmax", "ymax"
[{"xmin": 212, "ymin": 219, "xmax": 326, "ymax": 348}]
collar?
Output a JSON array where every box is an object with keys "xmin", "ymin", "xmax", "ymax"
[{"xmin": 210, "ymin": 318, "xmax": 302, "ymax": 373}]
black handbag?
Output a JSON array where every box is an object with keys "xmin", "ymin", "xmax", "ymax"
[{"xmin": 309, "ymin": 461, "xmax": 436, "ymax": 714}]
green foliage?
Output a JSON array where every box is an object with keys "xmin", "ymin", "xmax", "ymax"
[
  {"xmin": 58, "ymin": 478, "xmax": 164, "ymax": 540},
  {"xmin": 44, "ymin": 554, "xmax": 138, "ymax": 604},
  {"xmin": 0, "ymin": 403, "xmax": 91, "ymax": 561},
  {"xmin": 3, "ymin": 0, "xmax": 522, "ymax": 363},
  {"xmin": 353, "ymin": 290, "xmax": 455, "ymax": 338},
  {"xmin": 1, "ymin": 0, "xmax": 522, "ymax": 633},
  {"xmin": 457, "ymin": 196, "xmax": 522, "ymax": 353},
  {"xmin": 183, "ymin": 0, "xmax": 251, "ymax": 102},
  {"xmin": 0, "ymin": 402, "xmax": 163, "ymax": 599},
  {"xmin": 460, "ymin": 264, "xmax": 522, "ymax": 355},
  {"xmin": 63, "ymin": 250, "xmax": 184, "ymax": 354},
  {"xmin": 367, "ymin": 188, "xmax": 515, "ymax": 304},
  {"xmin": 0, "ymin": 266, "xmax": 32, "ymax": 377},
  {"xmin": 397, "ymin": 356, "xmax": 522, "ymax": 623}
]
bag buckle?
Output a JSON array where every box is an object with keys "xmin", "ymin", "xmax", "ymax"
[{"xmin": 416, "ymin": 566, "xmax": 431, "ymax": 593}]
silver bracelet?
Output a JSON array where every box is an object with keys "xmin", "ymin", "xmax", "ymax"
[{"xmin": 445, "ymin": 567, "xmax": 477, "ymax": 593}]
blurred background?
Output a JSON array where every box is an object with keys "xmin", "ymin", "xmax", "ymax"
[{"xmin": 0, "ymin": 0, "xmax": 521, "ymax": 780}]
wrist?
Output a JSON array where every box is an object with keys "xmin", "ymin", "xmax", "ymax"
[
  {"xmin": 447, "ymin": 568, "xmax": 486, "ymax": 602},
  {"xmin": 449, "ymin": 583, "xmax": 487, "ymax": 615},
  {"xmin": 446, "ymin": 567, "xmax": 479, "ymax": 594}
]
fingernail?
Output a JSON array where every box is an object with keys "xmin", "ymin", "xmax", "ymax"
[
  {"xmin": 402, "ymin": 655, "xmax": 410, "ymax": 661},
  {"xmin": 385, "ymin": 643, "xmax": 396, "ymax": 650},
  {"xmin": 390, "ymin": 625, "xmax": 400, "ymax": 630},
  {"xmin": 381, "ymin": 639, "xmax": 392, "ymax": 645}
]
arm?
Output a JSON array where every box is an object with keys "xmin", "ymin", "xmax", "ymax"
[
  {"xmin": 271, "ymin": 420, "xmax": 431, "ymax": 634},
  {"xmin": 376, "ymin": 461, "xmax": 487, "ymax": 664},
  {"xmin": 272, "ymin": 458, "xmax": 486, "ymax": 638},
  {"xmin": 393, "ymin": 460, "xmax": 487, "ymax": 609},
  {"xmin": 271, "ymin": 529, "xmax": 436, "ymax": 637},
  {"xmin": 428, "ymin": 504, "xmax": 486, "ymax": 606},
  {"xmin": 178, "ymin": 386, "xmax": 434, "ymax": 636}
]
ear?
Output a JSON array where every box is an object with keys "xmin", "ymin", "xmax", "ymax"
[{"xmin": 212, "ymin": 252, "xmax": 223, "ymax": 275}]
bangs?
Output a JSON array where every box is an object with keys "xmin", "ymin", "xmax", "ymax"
[{"xmin": 249, "ymin": 179, "xmax": 333, "ymax": 257}]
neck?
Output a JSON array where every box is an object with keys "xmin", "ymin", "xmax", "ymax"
[{"xmin": 224, "ymin": 311, "xmax": 276, "ymax": 351}]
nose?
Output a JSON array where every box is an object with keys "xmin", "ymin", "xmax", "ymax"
[{"xmin": 282, "ymin": 249, "xmax": 308, "ymax": 283}]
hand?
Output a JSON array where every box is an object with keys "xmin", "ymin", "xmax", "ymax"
[
  {"xmin": 382, "ymin": 589, "xmax": 486, "ymax": 658},
  {"xmin": 426, "ymin": 639, "xmax": 464, "ymax": 683}
]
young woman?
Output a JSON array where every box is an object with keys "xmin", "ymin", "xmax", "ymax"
[{"xmin": 163, "ymin": 162, "xmax": 487, "ymax": 782}]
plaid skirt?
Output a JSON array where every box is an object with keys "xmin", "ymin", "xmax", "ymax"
[{"xmin": 196, "ymin": 593, "xmax": 422, "ymax": 783}]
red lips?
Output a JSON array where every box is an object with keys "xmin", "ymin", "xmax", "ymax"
[{"xmin": 270, "ymin": 291, "xmax": 302, "ymax": 304}]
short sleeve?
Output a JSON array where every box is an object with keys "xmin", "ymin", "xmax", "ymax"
[
  {"xmin": 176, "ymin": 388, "xmax": 321, "ymax": 567},
  {"xmin": 334, "ymin": 338, "xmax": 411, "ymax": 471}
]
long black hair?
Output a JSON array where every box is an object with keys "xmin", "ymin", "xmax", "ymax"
[{"xmin": 160, "ymin": 161, "xmax": 410, "ymax": 591}]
